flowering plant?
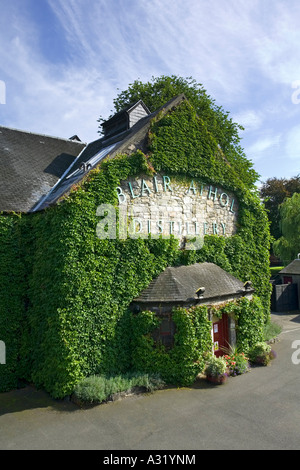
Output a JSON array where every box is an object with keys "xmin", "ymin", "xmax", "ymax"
[{"xmin": 224, "ymin": 351, "xmax": 250, "ymax": 376}]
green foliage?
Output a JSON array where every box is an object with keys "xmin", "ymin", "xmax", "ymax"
[
  {"xmin": 107, "ymin": 75, "xmax": 258, "ymax": 189},
  {"xmin": 0, "ymin": 87, "xmax": 271, "ymax": 397},
  {"xmin": 146, "ymin": 101, "xmax": 271, "ymax": 311},
  {"xmin": 131, "ymin": 306, "xmax": 213, "ymax": 386},
  {"xmin": 224, "ymin": 351, "xmax": 250, "ymax": 376},
  {"xmin": 73, "ymin": 372, "xmax": 165, "ymax": 404},
  {"xmin": 248, "ymin": 342, "xmax": 273, "ymax": 366},
  {"xmin": 260, "ymin": 175, "xmax": 300, "ymax": 240},
  {"xmin": 130, "ymin": 297, "xmax": 265, "ymax": 385},
  {"xmin": 270, "ymin": 266, "xmax": 284, "ymax": 277},
  {"xmin": 204, "ymin": 355, "xmax": 227, "ymax": 377},
  {"xmin": 273, "ymin": 192, "xmax": 300, "ymax": 264},
  {"xmin": 209, "ymin": 296, "xmax": 265, "ymax": 353},
  {"xmin": 233, "ymin": 296, "xmax": 265, "ymax": 352},
  {"xmin": 0, "ymin": 215, "xmax": 26, "ymax": 392},
  {"xmin": 263, "ymin": 320, "xmax": 282, "ymax": 341}
]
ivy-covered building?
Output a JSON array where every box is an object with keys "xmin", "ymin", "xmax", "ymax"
[
  {"xmin": 131, "ymin": 262, "xmax": 255, "ymax": 354},
  {"xmin": 0, "ymin": 94, "xmax": 271, "ymax": 397}
]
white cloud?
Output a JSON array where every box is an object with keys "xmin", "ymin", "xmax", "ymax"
[
  {"xmin": 0, "ymin": 4, "xmax": 115, "ymax": 141},
  {"xmin": 247, "ymin": 133, "xmax": 283, "ymax": 161},
  {"xmin": 253, "ymin": 2, "xmax": 300, "ymax": 85},
  {"xmin": 47, "ymin": 0, "xmax": 265, "ymax": 100},
  {"xmin": 0, "ymin": 0, "xmax": 300, "ymax": 181},
  {"xmin": 233, "ymin": 110, "xmax": 264, "ymax": 132},
  {"xmin": 285, "ymin": 125, "xmax": 300, "ymax": 160}
]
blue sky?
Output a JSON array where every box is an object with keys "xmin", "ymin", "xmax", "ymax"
[{"xmin": 1, "ymin": 0, "xmax": 300, "ymax": 184}]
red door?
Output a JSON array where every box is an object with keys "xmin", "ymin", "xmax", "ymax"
[
  {"xmin": 283, "ymin": 276, "xmax": 293, "ymax": 284},
  {"xmin": 213, "ymin": 314, "xmax": 229, "ymax": 357}
]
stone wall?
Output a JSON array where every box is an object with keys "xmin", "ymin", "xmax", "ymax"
[{"xmin": 116, "ymin": 174, "xmax": 238, "ymax": 245}]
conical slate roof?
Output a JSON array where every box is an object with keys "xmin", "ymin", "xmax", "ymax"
[{"xmin": 134, "ymin": 262, "xmax": 249, "ymax": 303}]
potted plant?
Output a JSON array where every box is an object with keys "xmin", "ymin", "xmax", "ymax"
[
  {"xmin": 204, "ymin": 355, "xmax": 228, "ymax": 384},
  {"xmin": 248, "ymin": 342, "xmax": 275, "ymax": 366}
]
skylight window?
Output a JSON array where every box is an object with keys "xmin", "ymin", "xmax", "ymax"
[
  {"xmin": 88, "ymin": 142, "xmax": 118, "ymax": 167},
  {"xmin": 66, "ymin": 142, "xmax": 119, "ymax": 180}
]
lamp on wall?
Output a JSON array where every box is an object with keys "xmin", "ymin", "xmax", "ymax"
[
  {"xmin": 243, "ymin": 281, "xmax": 252, "ymax": 290},
  {"xmin": 196, "ymin": 287, "xmax": 205, "ymax": 299}
]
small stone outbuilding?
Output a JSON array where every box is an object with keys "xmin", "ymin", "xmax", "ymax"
[
  {"xmin": 131, "ymin": 262, "xmax": 254, "ymax": 356},
  {"xmin": 272, "ymin": 258, "xmax": 300, "ymax": 311},
  {"xmin": 279, "ymin": 258, "xmax": 300, "ymax": 286}
]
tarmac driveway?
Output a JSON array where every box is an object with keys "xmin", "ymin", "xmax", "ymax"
[{"xmin": 0, "ymin": 312, "xmax": 300, "ymax": 451}]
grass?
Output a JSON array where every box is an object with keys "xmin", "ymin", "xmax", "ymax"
[
  {"xmin": 73, "ymin": 372, "xmax": 165, "ymax": 404},
  {"xmin": 263, "ymin": 320, "xmax": 282, "ymax": 341},
  {"xmin": 270, "ymin": 266, "xmax": 284, "ymax": 277}
]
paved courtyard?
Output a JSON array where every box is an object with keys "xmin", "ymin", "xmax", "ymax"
[{"xmin": 0, "ymin": 312, "xmax": 300, "ymax": 451}]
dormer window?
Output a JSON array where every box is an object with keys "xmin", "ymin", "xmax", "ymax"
[{"xmin": 101, "ymin": 100, "xmax": 150, "ymax": 138}]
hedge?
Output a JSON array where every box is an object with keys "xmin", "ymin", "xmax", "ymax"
[{"xmin": 0, "ymin": 215, "xmax": 26, "ymax": 391}]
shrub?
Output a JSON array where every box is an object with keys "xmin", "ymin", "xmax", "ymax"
[
  {"xmin": 221, "ymin": 343, "xmax": 250, "ymax": 376},
  {"xmin": 73, "ymin": 372, "xmax": 165, "ymax": 404},
  {"xmin": 204, "ymin": 355, "xmax": 227, "ymax": 378},
  {"xmin": 248, "ymin": 342, "xmax": 273, "ymax": 366},
  {"xmin": 131, "ymin": 306, "xmax": 213, "ymax": 387},
  {"xmin": 263, "ymin": 321, "xmax": 281, "ymax": 342},
  {"xmin": 74, "ymin": 375, "xmax": 108, "ymax": 404}
]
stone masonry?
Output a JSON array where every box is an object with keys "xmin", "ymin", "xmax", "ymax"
[{"xmin": 116, "ymin": 174, "xmax": 238, "ymax": 246}]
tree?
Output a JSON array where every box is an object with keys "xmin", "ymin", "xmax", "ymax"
[
  {"xmin": 98, "ymin": 75, "xmax": 258, "ymax": 189},
  {"xmin": 260, "ymin": 176, "xmax": 300, "ymax": 240},
  {"xmin": 273, "ymin": 193, "xmax": 300, "ymax": 264}
]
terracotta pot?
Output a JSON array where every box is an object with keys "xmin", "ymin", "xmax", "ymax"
[{"xmin": 206, "ymin": 374, "xmax": 227, "ymax": 385}]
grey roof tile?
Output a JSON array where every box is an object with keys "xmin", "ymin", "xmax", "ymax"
[
  {"xmin": 134, "ymin": 262, "xmax": 249, "ymax": 303},
  {"xmin": 0, "ymin": 126, "xmax": 86, "ymax": 212},
  {"xmin": 279, "ymin": 259, "xmax": 300, "ymax": 275},
  {"xmin": 0, "ymin": 94, "xmax": 186, "ymax": 213}
]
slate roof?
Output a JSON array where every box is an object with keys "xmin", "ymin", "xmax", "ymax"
[
  {"xmin": 279, "ymin": 259, "xmax": 300, "ymax": 275},
  {"xmin": 0, "ymin": 94, "xmax": 186, "ymax": 213},
  {"xmin": 35, "ymin": 94, "xmax": 186, "ymax": 211},
  {"xmin": 0, "ymin": 126, "xmax": 86, "ymax": 213},
  {"xmin": 134, "ymin": 262, "xmax": 252, "ymax": 304}
]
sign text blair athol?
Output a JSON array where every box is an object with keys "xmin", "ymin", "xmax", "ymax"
[{"xmin": 115, "ymin": 175, "xmax": 238, "ymax": 240}]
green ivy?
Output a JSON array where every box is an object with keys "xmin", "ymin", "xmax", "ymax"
[
  {"xmin": 147, "ymin": 102, "xmax": 271, "ymax": 310},
  {"xmin": 130, "ymin": 306, "xmax": 212, "ymax": 386},
  {"xmin": 0, "ymin": 100, "xmax": 271, "ymax": 397},
  {"xmin": 210, "ymin": 296, "xmax": 265, "ymax": 351},
  {"xmin": 130, "ymin": 297, "xmax": 264, "ymax": 386},
  {"xmin": 0, "ymin": 214, "xmax": 26, "ymax": 392}
]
